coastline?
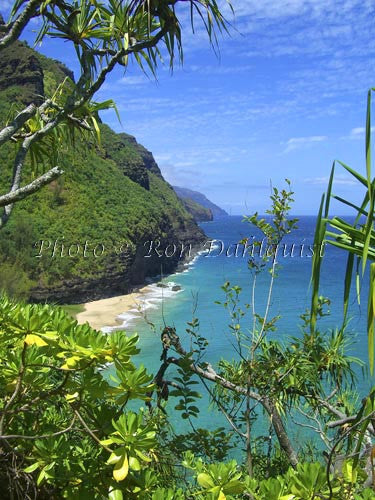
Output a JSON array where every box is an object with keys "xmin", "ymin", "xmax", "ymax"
[
  {"xmin": 75, "ymin": 246, "xmax": 203, "ymax": 331},
  {"xmin": 76, "ymin": 284, "xmax": 152, "ymax": 331}
]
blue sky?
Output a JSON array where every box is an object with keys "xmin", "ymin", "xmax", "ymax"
[{"xmin": 3, "ymin": 0, "xmax": 375, "ymax": 214}]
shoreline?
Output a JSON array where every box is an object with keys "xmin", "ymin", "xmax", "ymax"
[
  {"xmin": 75, "ymin": 244, "xmax": 204, "ymax": 331},
  {"xmin": 75, "ymin": 284, "xmax": 152, "ymax": 331}
]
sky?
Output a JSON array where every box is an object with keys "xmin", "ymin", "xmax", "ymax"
[{"xmin": 2, "ymin": 0, "xmax": 375, "ymax": 214}]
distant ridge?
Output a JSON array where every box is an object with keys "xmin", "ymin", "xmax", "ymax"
[{"xmin": 173, "ymin": 186, "xmax": 228, "ymax": 219}]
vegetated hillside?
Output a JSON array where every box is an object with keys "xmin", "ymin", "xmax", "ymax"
[
  {"xmin": 178, "ymin": 197, "xmax": 213, "ymax": 222},
  {"xmin": 0, "ymin": 41, "xmax": 206, "ymax": 303},
  {"xmin": 173, "ymin": 186, "xmax": 228, "ymax": 219}
]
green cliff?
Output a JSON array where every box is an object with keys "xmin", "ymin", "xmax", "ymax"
[
  {"xmin": 0, "ymin": 41, "xmax": 206, "ymax": 303},
  {"xmin": 177, "ymin": 197, "xmax": 213, "ymax": 222},
  {"xmin": 173, "ymin": 186, "xmax": 227, "ymax": 219}
]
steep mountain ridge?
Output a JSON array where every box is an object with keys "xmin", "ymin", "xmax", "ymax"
[
  {"xmin": 0, "ymin": 41, "xmax": 206, "ymax": 303},
  {"xmin": 177, "ymin": 197, "xmax": 213, "ymax": 222},
  {"xmin": 173, "ymin": 186, "xmax": 228, "ymax": 219}
]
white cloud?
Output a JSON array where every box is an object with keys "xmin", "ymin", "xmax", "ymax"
[
  {"xmin": 343, "ymin": 126, "xmax": 375, "ymax": 140},
  {"xmin": 117, "ymin": 75, "xmax": 151, "ymax": 86},
  {"xmin": 154, "ymin": 153, "xmax": 172, "ymax": 163},
  {"xmin": 174, "ymin": 161, "xmax": 196, "ymax": 168},
  {"xmin": 304, "ymin": 175, "xmax": 357, "ymax": 186},
  {"xmin": 159, "ymin": 163, "xmax": 202, "ymax": 189},
  {"xmin": 283, "ymin": 135, "xmax": 327, "ymax": 153},
  {"xmin": 187, "ymin": 63, "xmax": 254, "ymax": 75}
]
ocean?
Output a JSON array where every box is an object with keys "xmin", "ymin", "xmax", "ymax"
[{"xmin": 105, "ymin": 215, "xmax": 373, "ymax": 452}]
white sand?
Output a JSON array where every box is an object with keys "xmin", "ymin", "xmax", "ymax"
[{"xmin": 76, "ymin": 285, "xmax": 151, "ymax": 330}]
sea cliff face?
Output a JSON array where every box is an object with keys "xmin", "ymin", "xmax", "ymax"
[
  {"xmin": 0, "ymin": 41, "xmax": 206, "ymax": 303},
  {"xmin": 173, "ymin": 186, "xmax": 228, "ymax": 219},
  {"xmin": 178, "ymin": 197, "xmax": 213, "ymax": 222}
]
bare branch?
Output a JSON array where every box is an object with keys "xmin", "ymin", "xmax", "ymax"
[
  {"xmin": 0, "ymin": 343, "xmax": 27, "ymax": 435},
  {"xmin": 0, "ymin": 104, "xmax": 36, "ymax": 147},
  {"xmin": 292, "ymin": 407, "xmax": 333, "ymax": 449},
  {"xmin": 73, "ymin": 409, "xmax": 112, "ymax": 453},
  {"xmin": 327, "ymin": 415, "xmax": 357, "ymax": 429},
  {"xmin": 0, "ymin": 166, "xmax": 63, "ymax": 227},
  {"xmin": 0, "ymin": 416, "xmax": 76, "ymax": 440},
  {"xmin": 160, "ymin": 329, "xmax": 299, "ymax": 467},
  {"xmin": 74, "ymin": 22, "xmax": 172, "ymax": 108},
  {"xmin": 0, "ymin": 0, "xmax": 41, "ymax": 51},
  {"xmin": 199, "ymin": 374, "xmax": 246, "ymax": 439}
]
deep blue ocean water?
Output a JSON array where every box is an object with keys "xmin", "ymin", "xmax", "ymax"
[{"xmin": 108, "ymin": 216, "xmax": 374, "ymax": 454}]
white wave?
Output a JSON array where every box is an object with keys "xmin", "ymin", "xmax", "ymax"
[{"xmin": 102, "ymin": 280, "xmax": 184, "ymax": 333}]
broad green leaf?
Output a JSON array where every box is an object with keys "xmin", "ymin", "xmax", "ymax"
[
  {"xmin": 113, "ymin": 453, "xmax": 128, "ymax": 482},
  {"xmin": 223, "ymin": 479, "xmax": 245, "ymax": 494},
  {"xmin": 129, "ymin": 455, "xmax": 141, "ymax": 471},
  {"xmin": 24, "ymin": 334, "xmax": 47, "ymax": 347},
  {"xmin": 218, "ymin": 489, "xmax": 226, "ymax": 500},
  {"xmin": 134, "ymin": 449, "xmax": 152, "ymax": 462},
  {"xmin": 107, "ymin": 453, "xmax": 122, "ymax": 465},
  {"xmin": 108, "ymin": 488, "xmax": 123, "ymax": 500},
  {"xmin": 197, "ymin": 472, "xmax": 215, "ymax": 489}
]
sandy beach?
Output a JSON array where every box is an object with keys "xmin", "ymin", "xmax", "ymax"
[{"xmin": 76, "ymin": 285, "xmax": 151, "ymax": 330}]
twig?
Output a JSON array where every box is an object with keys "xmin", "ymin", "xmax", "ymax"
[
  {"xmin": 73, "ymin": 409, "xmax": 112, "ymax": 453},
  {"xmin": 0, "ymin": 416, "xmax": 76, "ymax": 440},
  {"xmin": 0, "ymin": 343, "xmax": 27, "ymax": 435}
]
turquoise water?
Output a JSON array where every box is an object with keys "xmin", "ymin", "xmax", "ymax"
[{"xmin": 107, "ymin": 216, "xmax": 373, "ymax": 453}]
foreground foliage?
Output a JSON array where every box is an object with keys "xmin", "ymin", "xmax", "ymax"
[
  {"xmin": 1, "ymin": 296, "xmax": 374, "ymax": 499},
  {"xmin": 0, "ymin": 297, "xmax": 159, "ymax": 498}
]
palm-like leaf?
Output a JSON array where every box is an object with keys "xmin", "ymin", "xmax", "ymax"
[{"xmin": 311, "ymin": 88, "xmax": 375, "ymax": 372}]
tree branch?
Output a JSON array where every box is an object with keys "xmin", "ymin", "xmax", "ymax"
[
  {"xmin": 0, "ymin": 0, "xmax": 41, "ymax": 51},
  {"xmin": 0, "ymin": 166, "xmax": 63, "ymax": 227},
  {"xmin": 160, "ymin": 329, "xmax": 299, "ymax": 467},
  {"xmin": 327, "ymin": 415, "xmax": 357, "ymax": 429},
  {"xmin": 0, "ymin": 416, "xmax": 76, "ymax": 440},
  {"xmin": 0, "ymin": 104, "xmax": 36, "ymax": 147},
  {"xmin": 0, "ymin": 343, "xmax": 27, "ymax": 435},
  {"xmin": 199, "ymin": 374, "xmax": 246, "ymax": 439},
  {"xmin": 73, "ymin": 409, "xmax": 112, "ymax": 454},
  {"xmin": 74, "ymin": 21, "xmax": 172, "ymax": 108}
]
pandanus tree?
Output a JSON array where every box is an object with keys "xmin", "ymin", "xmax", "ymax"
[
  {"xmin": 0, "ymin": 0, "xmax": 232, "ymax": 228},
  {"xmin": 310, "ymin": 88, "xmax": 375, "ymax": 489}
]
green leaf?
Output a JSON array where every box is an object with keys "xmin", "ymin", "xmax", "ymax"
[
  {"xmin": 324, "ymin": 161, "xmax": 335, "ymax": 217},
  {"xmin": 24, "ymin": 462, "xmax": 40, "ymax": 473},
  {"xmin": 223, "ymin": 479, "xmax": 245, "ymax": 494},
  {"xmin": 24, "ymin": 334, "xmax": 47, "ymax": 347},
  {"xmin": 129, "ymin": 455, "xmax": 141, "ymax": 471},
  {"xmin": 343, "ymin": 252, "xmax": 354, "ymax": 325},
  {"xmin": 197, "ymin": 472, "xmax": 215, "ymax": 489},
  {"xmin": 113, "ymin": 453, "xmax": 129, "ymax": 482},
  {"xmin": 368, "ymin": 263, "xmax": 375, "ymax": 374},
  {"xmin": 310, "ymin": 194, "xmax": 325, "ymax": 332},
  {"xmin": 108, "ymin": 489, "xmax": 123, "ymax": 500},
  {"xmin": 107, "ymin": 453, "xmax": 122, "ymax": 466}
]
